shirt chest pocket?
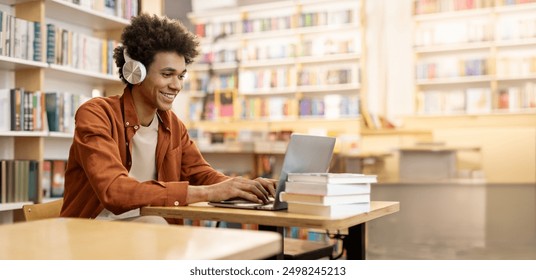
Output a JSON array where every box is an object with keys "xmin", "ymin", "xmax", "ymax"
[{"xmin": 162, "ymin": 147, "xmax": 182, "ymax": 181}]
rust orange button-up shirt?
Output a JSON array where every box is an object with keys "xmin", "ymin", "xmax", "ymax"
[{"xmin": 60, "ymin": 87, "xmax": 228, "ymax": 218}]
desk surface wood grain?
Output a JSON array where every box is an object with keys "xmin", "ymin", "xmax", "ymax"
[
  {"xmin": 0, "ymin": 218, "xmax": 281, "ymax": 260},
  {"xmin": 142, "ymin": 201, "xmax": 400, "ymax": 230}
]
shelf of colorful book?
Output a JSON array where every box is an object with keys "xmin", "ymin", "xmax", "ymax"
[
  {"xmin": 414, "ymin": 6, "xmax": 493, "ymax": 21},
  {"xmin": 45, "ymin": 0, "xmax": 133, "ymax": 30},
  {"xmin": 495, "ymin": 1, "xmax": 536, "ymax": 14}
]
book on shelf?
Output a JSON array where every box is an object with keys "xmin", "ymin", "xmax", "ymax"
[
  {"xmin": 465, "ymin": 88, "xmax": 491, "ymax": 114},
  {"xmin": 285, "ymin": 181, "xmax": 371, "ymax": 196},
  {"xmin": 280, "ymin": 192, "xmax": 370, "ymax": 205},
  {"xmin": 0, "ymin": 159, "xmax": 38, "ymax": 203},
  {"xmin": 42, "ymin": 160, "xmax": 52, "ymax": 199},
  {"xmin": 27, "ymin": 160, "xmax": 38, "ymax": 203},
  {"xmin": 0, "ymin": 88, "xmax": 9, "ymax": 132},
  {"xmin": 0, "ymin": 160, "xmax": 6, "ymax": 203},
  {"xmin": 51, "ymin": 160, "xmax": 66, "ymax": 198},
  {"xmin": 287, "ymin": 201, "xmax": 370, "ymax": 217},
  {"xmin": 287, "ymin": 172, "xmax": 377, "ymax": 184}
]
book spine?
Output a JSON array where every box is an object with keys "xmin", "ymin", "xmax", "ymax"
[{"xmin": 46, "ymin": 23, "xmax": 55, "ymax": 64}]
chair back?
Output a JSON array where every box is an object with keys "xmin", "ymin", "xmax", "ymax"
[{"xmin": 22, "ymin": 199, "xmax": 64, "ymax": 221}]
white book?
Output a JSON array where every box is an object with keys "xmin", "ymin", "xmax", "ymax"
[
  {"xmin": 288, "ymin": 202, "xmax": 370, "ymax": 217},
  {"xmin": 280, "ymin": 192, "xmax": 370, "ymax": 205},
  {"xmin": 0, "ymin": 88, "xmax": 10, "ymax": 131},
  {"xmin": 287, "ymin": 172, "xmax": 377, "ymax": 184},
  {"xmin": 465, "ymin": 88, "xmax": 491, "ymax": 114},
  {"xmin": 285, "ymin": 181, "xmax": 371, "ymax": 196}
]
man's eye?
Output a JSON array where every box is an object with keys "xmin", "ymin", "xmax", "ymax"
[
  {"xmin": 162, "ymin": 73, "xmax": 172, "ymax": 77},
  {"xmin": 179, "ymin": 72, "xmax": 188, "ymax": 80}
]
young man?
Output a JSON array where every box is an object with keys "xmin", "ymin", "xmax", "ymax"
[{"xmin": 60, "ymin": 14, "xmax": 276, "ymax": 222}]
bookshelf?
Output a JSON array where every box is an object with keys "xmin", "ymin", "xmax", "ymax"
[
  {"xmin": 184, "ymin": 0, "xmax": 365, "ymax": 136},
  {"xmin": 407, "ymin": 0, "xmax": 536, "ymax": 184},
  {"xmin": 0, "ymin": 0, "xmax": 161, "ymax": 220},
  {"xmin": 413, "ymin": 0, "xmax": 536, "ymax": 115}
]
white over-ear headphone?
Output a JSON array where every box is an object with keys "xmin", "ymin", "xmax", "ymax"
[{"xmin": 122, "ymin": 48, "xmax": 146, "ymax": 84}]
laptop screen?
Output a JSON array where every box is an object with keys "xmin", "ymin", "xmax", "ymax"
[{"xmin": 272, "ymin": 134, "xmax": 336, "ymax": 209}]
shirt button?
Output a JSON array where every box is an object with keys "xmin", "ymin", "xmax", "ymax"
[
  {"xmin": 126, "ymin": 142, "xmax": 129, "ymax": 146},
  {"xmin": 134, "ymin": 125, "xmax": 139, "ymax": 130},
  {"xmin": 174, "ymin": 201, "xmax": 179, "ymax": 206},
  {"xmin": 125, "ymin": 122, "xmax": 129, "ymax": 126}
]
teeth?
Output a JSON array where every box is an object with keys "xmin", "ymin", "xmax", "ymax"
[{"xmin": 162, "ymin": 92, "xmax": 175, "ymax": 99}]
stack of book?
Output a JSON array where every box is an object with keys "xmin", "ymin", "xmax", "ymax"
[{"xmin": 280, "ymin": 173, "xmax": 377, "ymax": 217}]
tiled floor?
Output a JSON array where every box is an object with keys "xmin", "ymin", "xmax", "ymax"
[
  {"xmin": 367, "ymin": 242, "xmax": 536, "ymax": 260},
  {"xmin": 367, "ymin": 182, "xmax": 536, "ymax": 260}
]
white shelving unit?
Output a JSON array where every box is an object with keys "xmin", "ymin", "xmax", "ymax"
[
  {"xmin": 413, "ymin": 0, "xmax": 536, "ymax": 115},
  {"xmin": 0, "ymin": 0, "xmax": 160, "ymax": 221},
  {"xmin": 185, "ymin": 0, "xmax": 364, "ymax": 126}
]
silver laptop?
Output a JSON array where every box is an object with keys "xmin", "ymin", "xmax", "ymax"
[{"xmin": 208, "ymin": 134, "xmax": 336, "ymax": 211}]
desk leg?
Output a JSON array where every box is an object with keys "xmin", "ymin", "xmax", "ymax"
[
  {"xmin": 259, "ymin": 225, "xmax": 284, "ymax": 260},
  {"xmin": 344, "ymin": 223, "xmax": 366, "ymax": 260}
]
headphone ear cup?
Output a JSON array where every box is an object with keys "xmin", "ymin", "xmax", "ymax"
[{"xmin": 123, "ymin": 60, "xmax": 147, "ymax": 84}]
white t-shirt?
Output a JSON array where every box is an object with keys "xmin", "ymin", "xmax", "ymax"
[{"xmin": 96, "ymin": 114, "xmax": 159, "ymax": 220}]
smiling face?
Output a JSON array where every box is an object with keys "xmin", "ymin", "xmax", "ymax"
[{"xmin": 131, "ymin": 51, "xmax": 187, "ymax": 125}]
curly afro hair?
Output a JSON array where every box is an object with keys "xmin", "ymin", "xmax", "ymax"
[{"xmin": 113, "ymin": 13, "xmax": 200, "ymax": 85}]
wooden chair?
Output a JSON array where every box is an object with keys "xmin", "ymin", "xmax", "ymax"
[{"xmin": 22, "ymin": 199, "xmax": 63, "ymax": 221}]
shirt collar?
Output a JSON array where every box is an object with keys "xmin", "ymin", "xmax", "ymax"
[{"xmin": 120, "ymin": 87, "xmax": 172, "ymax": 131}]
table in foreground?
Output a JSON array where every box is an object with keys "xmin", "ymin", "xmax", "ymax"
[
  {"xmin": 0, "ymin": 218, "xmax": 281, "ymax": 260},
  {"xmin": 141, "ymin": 201, "xmax": 400, "ymax": 260}
]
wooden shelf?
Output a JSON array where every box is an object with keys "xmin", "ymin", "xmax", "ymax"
[
  {"xmin": 416, "ymin": 75, "xmax": 493, "ymax": 86},
  {"xmin": 415, "ymin": 42, "xmax": 492, "ymax": 54},
  {"xmin": 496, "ymin": 38, "xmax": 536, "ymax": 48},
  {"xmin": 0, "ymin": 131, "xmax": 48, "ymax": 137},
  {"xmin": 298, "ymin": 83, "xmax": 360, "ymax": 93},
  {"xmin": 0, "ymin": 56, "xmax": 48, "ymax": 71},
  {"xmin": 240, "ymin": 87, "xmax": 297, "ymax": 95},
  {"xmin": 495, "ymin": 2, "xmax": 536, "ymax": 14},
  {"xmin": 297, "ymin": 53, "xmax": 360, "ymax": 64},
  {"xmin": 0, "ymin": 131, "xmax": 74, "ymax": 138},
  {"xmin": 296, "ymin": 23, "xmax": 360, "ymax": 35},
  {"xmin": 414, "ymin": 7, "xmax": 492, "ymax": 22},
  {"xmin": 47, "ymin": 64, "xmax": 121, "ymax": 85},
  {"xmin": 241, "ymin": 58, "xmax": 296, "ymax": 68}
]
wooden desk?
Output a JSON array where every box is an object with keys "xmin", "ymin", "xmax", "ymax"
[
  {"xmin": 0, "ymin": 218, "xmax": 281, "ymax": 260},
  {"xmin": 337, "ymin": 152, "xmax": 392, "ymax": 178},
  {"xmin": 141, "ymin": 201, "xmax": 400, "ymax": 260}
]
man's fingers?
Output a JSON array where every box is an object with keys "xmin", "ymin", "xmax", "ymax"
[{"xmin": 255, "ymin": 178, "xmax": 276, "ymax": 195}]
